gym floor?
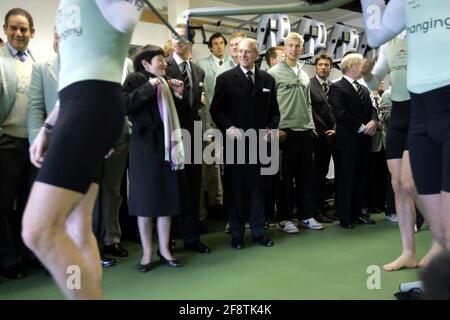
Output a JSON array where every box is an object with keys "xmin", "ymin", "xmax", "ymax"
[{"xmin": 0, "ymin": 214, "xmax": 431, "ymax": 300}]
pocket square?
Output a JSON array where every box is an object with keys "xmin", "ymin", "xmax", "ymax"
[{"xmin": 262, "ymin": 88, "xmax": 271, "ymax": 92}]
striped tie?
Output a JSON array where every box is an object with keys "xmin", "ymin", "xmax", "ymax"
[
  {"xmin": 353, "ymin": 81, "xmax": 366, "ymax": 104},
  {"xmin": 180, "ymin": 61, "xmax": 192, "ymax": 106},
  {"xmin": 17, "ymin": 51, "xmax": 26, "ymax": 62},
  {"xmin": 322, "ymin": 82, "xmax": 329, "ymax": 99}
]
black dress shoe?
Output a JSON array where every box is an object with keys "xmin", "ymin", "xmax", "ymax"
[
  {"xmin": 354, "ymin": 216, "xmax": 376, "ymax": 225},
  {"xmin": 339, "ymin": 218, "xmax": 354, "ymax": 229},
  {"xmin": 138, "ymin": 262, "xmax": 152, "ymax": 273},
  {"xmin": 103, "ymin": 243, "xmax": 128, "ymax": 257},
  {"xmin": 185, "ymin": 241, "xmax": 211, "ymax": 254},
  {"xmin": 2, "ymin": 263, "xmax": 26, "ymax": 279},
  {"xmin": 100, "ymin": 255, "xmax": 116, "ymax": 268},
  {"xmin": 157, "ymin": 250, "xmax": 182, "ymax": 268},
  {"xmin": 252, "ymin": 235, "xmax": 274, "ymax": 247},
  {"xmin": 367, "ymin": 207, "xmax": 384, "ymax": 214},
  {"xmin": 231, "ymin": 238, "xmax": 245, "ymax": 249},
  {"xmin": 314, "ymin": 213, "xmax": 334, "ymax": 223}
]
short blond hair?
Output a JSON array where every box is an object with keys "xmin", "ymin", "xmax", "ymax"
[
  {"xmin": 340, "ymin": 53, "xmax": 363, "ymax": 74},
  {"xmin": 283, "ymin": 32, "xmax": 304, "ymax": 47},
  {"xmin": 230, "ymin": 31, "xmax": 247, "ymax": 41}
]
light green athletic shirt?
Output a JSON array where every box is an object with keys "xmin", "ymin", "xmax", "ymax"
[
  {"xmin": 268, "ymin": 61, "xmax": 315, "ymax": 130},
  {"xmin": 406, "ymin": 0, "xmax": 450, "ymax": 93},
  {"xmin": 56, "ymin": 0, "xmax": 134, "ymax": 90}
]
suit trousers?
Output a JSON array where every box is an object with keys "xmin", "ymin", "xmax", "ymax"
[
  {"xmin": 277, "ymin": 130, "xmax": 315, "ymax": 221},
  {"xmin": 313, "ymin": 136, "xmax": 333, "ymax": 213},
  {"xmin": 92, "ymin": 138, "xmax": 128, "ymax": 247},
  {"xmin": 224, "ymin": 165, "xmax": 266, "ymax": 240},
  {"xmin": 334, "ymin": 146, "xmax": 369, "ymax": 221},
  {"xmin": 0, "ymin": 136, "xmax": 31, "ymax": 267},
  {"xmin": 199, "ymin": 141, "xmax": 223, "ymax": 221}
]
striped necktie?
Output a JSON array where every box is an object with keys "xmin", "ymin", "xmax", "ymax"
[
  {"xmin": 353, "ymin": 80, "xmax": 366, "ymax": 104},
  {"xmin": 180, "ymin": 61, "xmax": 192, "ymax": 106},
  {"xmin": 322, "ymin": 81, "xmax": 329, "ymax": 98},
  {"xmin": 17, "ymin": 51, "xmax": 26, "ymax": 62}
]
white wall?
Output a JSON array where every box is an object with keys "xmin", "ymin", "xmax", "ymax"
[{"xmin": 0, "ymin": 0, "xmax": 211, "ymax": 62}]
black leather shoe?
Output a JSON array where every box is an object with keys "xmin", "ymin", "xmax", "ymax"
[
  {"xmin": 138, "ymin": 262, "xmax": 152, "ymax": 273},
  {"xmin": 100, "ymin": 255, "xmax": 116, "ymax": 268},
  {"xmin": 2, "ymin": 263, "xmax": 26, "ymax": 279},
  {"xmin": 314, "ymin": 213, "xmax": 334, "ymax": 223},
  {"xmin": 231, "ymin": 238, "xmax": 245, "ymax": 249},
  {"xmin": 103, "ymin": 243, "xmax": 128, "ymax": 257},
  {"xmin": 354, "ymin": 217, "xmax": 376, "ymax": 225},
  {"xmin": 367, "ymin": 207, "xmax": 384, "ymax": 214},
  {"xmin": 339, "ymin": 218, "xmax": 354, "ymax": 229},
  {"xmin": 185, "ymin": 241, "xmax": 211, "ymax": 254},
  {"xmin": 157, "ymin": 250, "xmax": 182, "ymax": 268},
  {"xmin": 253, "ymin": 235, "xmax": 274, "ymax": 247}
]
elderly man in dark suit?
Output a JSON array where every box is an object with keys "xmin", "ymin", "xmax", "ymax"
[
  {"xmin": 165, "ymin": 25, "xmax": 210, "ymax": 254},
  {"xmin": 309, "ymin": 54, "xmax": 336, "ymax": 223},
  {"xmin": 328, "ymin": 53, "xmax": 379, "ymax": 229},
  {"xmin": 210, "ymin": 38, "xmax": 280, "ymax": 249}
]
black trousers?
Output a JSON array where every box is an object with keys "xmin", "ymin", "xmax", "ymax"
[
  {"xmin": 334, "ymin": 146, "xmax": 369, "ymax": 221},
  {"xmin": 277, "ymin": 130, "xmax": 315, "ymax": 221},
  {"xmin": 363, "ymin": 147, "xmax": 388, "ymax": 210},
  {"xmin": 313, "ymin": 136, "xmax": 333, "ymax": 213},
  {"xmin": 224, "ymin": 164, "xmax": 266, "ymax": 240},
  {"xmin": 175, "ymin": 163, "xmax": 202, "ymax": 245},
  {"xmin": 0, "ymin": 136, "xmax": 31, "ymax": 268}
]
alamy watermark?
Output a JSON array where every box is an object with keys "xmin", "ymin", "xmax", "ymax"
[
  {"xmin": 366, "ymin": 265, "xmax": 381, "ymax": 290},
  {"xmin": 66, "ymin": 265, "xmax": 81, "ymax": 290},
  {"xmin": 173, "ymin": 121, "xmax": 280, "ymax": 176}
]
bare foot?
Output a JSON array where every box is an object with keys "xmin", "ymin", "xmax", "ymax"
[
  {"xmin": 383, "ymin": 253, "xmax": 418, "ymax": 271},
  {"xmin": 419, "ymin": 241, "xmax": 442, "ymax": 268}
]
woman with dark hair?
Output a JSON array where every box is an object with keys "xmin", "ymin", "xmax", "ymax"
[{"xmin": 123, "ymin": 45, "xmax": 185, "ymax": 272}]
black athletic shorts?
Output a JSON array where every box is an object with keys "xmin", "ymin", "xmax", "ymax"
[
  {"xmin": 386, "ymin": 100, "xmax": 411, "ymax": 160},
  {"xmin": 408, "ymin": 84, "xmax": 450, "ymax": 195},
  {"xmin": 36, "ymin": 80, "xmax": 124, "ymax": 194}
]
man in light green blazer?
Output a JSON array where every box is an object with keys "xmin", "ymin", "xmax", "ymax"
[
  {"xmin": 0, "ymin": 8, "xmax": 35, "ymax": 279},
  {"xmin": 196, "ymin": 32, "xmax": 228, "ymax": 225}
]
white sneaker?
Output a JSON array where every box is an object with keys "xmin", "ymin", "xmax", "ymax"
[
  {"xmin": 386, "ymin": 214, "xmax": 398, "ymax": 222},
  {"xmin": 277, "ymin": 220, "xmax": 300, "ymax": 234},
  {"xmin": 291, "ymin": 218, "xmax": 300, "ymax": 227},
  {"xmin": 224, "ymin": 222, "xmax": 231, "ymax": 234},
  {"xmin": 299, "ymin": 218, "xmax": 324, "ymax": 230}
]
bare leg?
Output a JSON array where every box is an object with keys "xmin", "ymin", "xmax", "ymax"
[
  {"xmin": 137, "ymin": 217, "xmax": 153, "ymax": 265},
  {"xmin": 157, "ymin": 216, "xmax": 175, "ymax": 260},
  {"xmin": 383, "ymin": 155, "xmax": 418, "ymax": 271},
  {"xmin": 65, "ymin": 183, "xmax": 102, "ymax": 294},
  {"xmin": 401, "ymin": 151, "xmax": 446, "ymax": 263},
  {"xmin": 22, "ymin": 182, "xmax": 101, "ymax": 299}
]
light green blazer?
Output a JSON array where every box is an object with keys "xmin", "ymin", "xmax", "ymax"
[
  {"xmin": 27, "ymin": 55, "xmax": 59, "ymax": 143},
  {"xmin": 0, "ymin": 45, "xmax": 34, "ymax": 136},
  {"xmin": 196, "ymin": 54, "xmax": 221, "ymax": 132}
]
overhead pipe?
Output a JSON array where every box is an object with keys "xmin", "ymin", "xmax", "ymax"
[{"xmin": 184, "ymin": 0, "xmax": 354, "ymax": 18}]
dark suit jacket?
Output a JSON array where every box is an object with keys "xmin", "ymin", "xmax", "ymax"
[
  {"xmin": 309, "ymin": 76, "xmax": 335, "ymax": 137},
  {"xmin": 328, "ymin": 77, "xmax": 378, "ymax": 150},
  {"xmin": 210, "ymin": 65, "xmax": 280, "ymax": 189},
  {"xmin": 165, "ymin": 56, "xmax": 205, "ymax": 131},
  {"xmin": 210, "ymin": 65, "xmax": 280, "ymax": 132}
]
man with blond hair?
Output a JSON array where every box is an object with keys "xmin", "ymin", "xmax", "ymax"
[
  {"xmin": 328, "ymin": 53, "xmax": 379, "ymax": 229},
  {"xmin": 268, "ymin": 32, "xmax": 323, "ymax": 233}
]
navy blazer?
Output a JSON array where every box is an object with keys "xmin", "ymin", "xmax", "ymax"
[
  {"xmin": 210, "ymin": 65, "xmax": 280, "ymax": 132},
  {"xmin": 328, "ymin": 77, "xmax": 378, "ymax": 149}
]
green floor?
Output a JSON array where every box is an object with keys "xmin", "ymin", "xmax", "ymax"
[{"xmin": 0, "ymin": 215, "xmax": 431, "ymax": 300}]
